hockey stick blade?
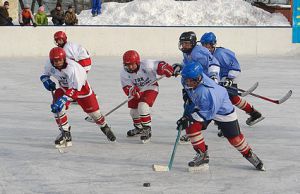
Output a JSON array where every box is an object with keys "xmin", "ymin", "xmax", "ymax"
[
  {"xmin": 152, "ymin": 164, "xmax": 169, "ymax": 172},
  {"xmin": 277, "ymin": 90, "xmax": 292, "ymax": 104},
  {"xmin": 240, "ymin": 82, "xmax": 259, "ymax": 97}
]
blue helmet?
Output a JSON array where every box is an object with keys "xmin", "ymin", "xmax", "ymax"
[
  {"xmin": 181, "ymin": 61, "xmax": 203, "ymax": 80},
  {"xmin": 200, "ymin": 32, "xmax": 217, "ymax": 45}
]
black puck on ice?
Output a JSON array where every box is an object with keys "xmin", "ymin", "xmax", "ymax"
[{"xmin": 143, "ymin": 182, "xmax": 150, "ymax": 187}]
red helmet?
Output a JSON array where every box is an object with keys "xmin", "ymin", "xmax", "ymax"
[
  {"xmin": 123, "ymin": 50, "xmax": 140, "ymax": 65},
  {"xmin": 49, "ymin": 47, "xmax": 66, "ymax": 62},
  {"xmin": 54, "ymin": 31, "xmax": 67, "ymax": 45}
]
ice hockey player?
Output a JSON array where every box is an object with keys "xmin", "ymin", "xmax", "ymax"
[
  {"xmin": 177, "ymin": 61, "xmax": 265, "ymax": 171},
  {"xmin": 200, "ymin": 32, "xmax": 264, "ymax": 135},
  {"xmin": 54, "ymin": 31, "xmax": 92, "ymax": 73},
  {"xmin": 40, "ymin": 47, "xmax": 116, "ymax": 148},
  {"xmin": 120, "ymin": 50, "xmax": 174, "ymax": 143},
  {"xmin": 173, "ymin": 31, "xmax": 220, "ymax": 143}
]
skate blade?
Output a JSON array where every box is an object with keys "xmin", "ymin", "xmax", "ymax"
[
  {"xmin": 258, "ymin": 166, "xmax": 266, "ymax": 171},
  {"xmin": 152, "ymin": 164, "xmax": 169, "ymax": 172},
  {"xmin": 55, "ymin": 141, "xmax": 72, "ymax": 148},
  {"xmin": 247, "ymin": 117, "xmax": 265, "ymax": 126},
  {"xmin": 141, "ymin": 138, "xmax": 151, "ymax": 144},
  {"xmin": 188, "ymin": 164, "xmax": 209, "ymax": 172}
]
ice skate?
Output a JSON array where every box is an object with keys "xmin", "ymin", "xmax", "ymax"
[
  {"xmin": 127, "ymin": 125, "xmax": 143, "ymax": 137},
  {"xmin": 188, "ymin": 149, "xmax": 209, "ymax": 172},
  {"xmin": 55, "ymin": 127, "xmax": 72, "ymax": 148},
  {"xmin": 179, "ymin": 134, "xmax": 190, "ymax": 144},
  {"xmin": 140, "ymin": 126, "xmax": 151, "ymax": 144},
  {"xmin": 244, "ymin": 149, "xmax": 265, "ymax": 171},
  {"xmin": 101, "ymin": 124, "xmax": 116, "ymax": 142},
  {"xmin": 246, "ymin": 108, "xmax": 265, "ymax": 126}
]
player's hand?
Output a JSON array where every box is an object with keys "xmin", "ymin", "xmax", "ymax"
[
  {"xmin": 210, "ymin": 75, "xmax": 219, "ymax": 83},
  {"xmin": 222, "ymin": 78, "xmax": 233, "ymax": 87},
  {"xmin": 51, "ymin": 96, "xmax": 68, "ymax": 113},
  {"xmin": 40, "ymin": 75, "xmax": 56, "ymax": 91},
  {"xmin": 176, "ymin": 116, "xmax": 189, "ymax": 130},
  {"xmin": 129, "ymin": 86, "xmax": 141, "ymax": 100},
  {"xmin": 172, "ymin": 63, "xmax": 182, "ymax": 77},
  {"xmin": 157, "ymin": 61, "xmax": 174, "ymax": 78}
]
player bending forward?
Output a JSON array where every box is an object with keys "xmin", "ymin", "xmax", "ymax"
[
  {"xmin": 40, "ymin": 47, "xmax": 116, "ymax": 148},
  {"xmin": 54, "ymin": 31, "xmax": 92, "ymax": 72},
  {"xmin": 120, "ymin": 50, "xmax": 174, "ymax": 143},
  {"xmin": 177, "ymin": 61, "xmax": 265, "ymax": 171}
]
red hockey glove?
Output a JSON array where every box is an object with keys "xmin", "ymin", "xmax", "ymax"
[
  {"xmin": 129, "ymin": 86, "xmax": 141, "ymax": 100},
  {"xmin": 157, "ymin": 61, "xmax": 174, "ymax": 78}
]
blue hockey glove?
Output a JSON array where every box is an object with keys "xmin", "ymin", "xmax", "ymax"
[
  {"xmin": 51, "ymin": 96, "xmax": 68, "ymax": 113},
  {"xmin": 40, "ymin": 75, "xmax": 56, "ymax": 91}
]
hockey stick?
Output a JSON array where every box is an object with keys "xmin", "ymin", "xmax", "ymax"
[
  {"xmin": 222, "ymin": 82, "xmax": 259, "ymax": 97},
  {"xmin": 152, "ymin": 124, "xmax": 183, "ymax": 172},
  {"xmin": 51, "ymin": 91, "xmax": 68, "ymax": 153},
  {"xmin": 239, "ymin": 82, "xmax": 259, "ymax": 97},
  {"xmin": 238, "ymin": 88, "xmax": 292, "ymax": 104},
  {"xmin": 85, "ymin": 75, "xmax": 166, "ymax": 122}
]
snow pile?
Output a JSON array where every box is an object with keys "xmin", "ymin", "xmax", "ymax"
[{"xmin": 77, "ymin": 0, "xmax": 290, "ymax": 26}]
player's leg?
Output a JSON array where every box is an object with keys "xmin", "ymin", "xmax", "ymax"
[{"xmin": 78, "ymin": 92, "xmax": 116, "ymax": 142}]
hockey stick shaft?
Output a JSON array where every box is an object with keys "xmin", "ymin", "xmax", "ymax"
[
  {"xmin": 104, "ymin": 75, "xmax": 166, "ymax": 117},
  {"xmin": 51, "ymin": 91, "xmax": 67, "ymax": 145},
  {"xmin": 168, "ymin": 124, "xmax": 183, "ymax": 170},
  {"xmin": 237, "ymin": 88, "xmax": 292, "ymax": 104}
]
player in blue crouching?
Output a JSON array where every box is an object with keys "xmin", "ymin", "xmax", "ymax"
[{"xmin": 177, "ymin": 61, "xmax": 265, "ymax": 171}]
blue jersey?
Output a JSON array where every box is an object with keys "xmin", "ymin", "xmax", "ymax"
[
  {"xmin": 182, "ymin": 74, "xmax": 234, "ymax": 121},
  {"xmin": 213, "ymin": 47, "xmax": 241, "ymax": 80},
  {"xmin": 183, "ymin": 45, "xmax": 220, "ymax": 78}
]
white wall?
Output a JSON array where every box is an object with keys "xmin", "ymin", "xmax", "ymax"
[{"xmin": 0, "ymin": 26, "xmax": 299, "ymax": 58}]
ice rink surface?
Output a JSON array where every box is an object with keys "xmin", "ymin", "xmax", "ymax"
[{"xmin": 0, "ymin": 56, "xmax": 299, "ymax": 194}]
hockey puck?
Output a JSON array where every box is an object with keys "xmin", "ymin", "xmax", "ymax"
[{"xmin": 143, "ymin": 182, "xmax": 150, "ymax": 187}]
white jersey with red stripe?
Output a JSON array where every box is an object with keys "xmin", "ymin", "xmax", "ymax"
[
  {"xmin": 120, "ymin": 59, "xmax": 160, "ymax": 93},
  {"xmin": 43, "ymin": 58, "xmax": 92, "ymax": 98},
  {"xmin": 63, "ymin": 42, "xmax": 92, "ymax": 72}
]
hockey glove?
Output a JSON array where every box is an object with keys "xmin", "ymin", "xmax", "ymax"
[
  {"xmin": 176, "ymin": 116, "xmax": 189, "ymax": 131},
  {"xmin": 51, "ymin": 96, "xmax": 68, "ymax": 113},
  {"xmin": 40, "ymin": 75, "xmax": 56, "ymax": 91},
  {"xmin": 210, "ymin": 75, "xmax": 219, "ymax": 83},
  {"xmin": 129, "ymin": 86, "xmax": 141, "ymax": 100},
  {"xmin": 157, "ymin": 61, "xmax": 174, "ymax": 78},
  {"xmin": 222, "ymin": 78, "xmax": 234, "ymax": 87},
  {"xmin": 172, "ymin": 63, "xmax": 183, "ymax": 77}
]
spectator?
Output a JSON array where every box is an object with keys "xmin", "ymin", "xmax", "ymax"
[
  {"xmin": 34, "ymin": 5, "xmax": 48, "ymax": 25},
  {"xmin": 51, "ymin": 2, "xmax": 65, "ymax": 25},
  {"xmin": 19, "ymin": 4, "xmax": 37, "ymax": 26},
  {"xmin": 0, "ymin": 1, "xmax": 13, "ymax": 26},
  {"xmin": 91, "ymin": 0, "xmax": 101, "ymax": 17},
  {"xmin": 64, "ymin": 5, "xmax": 78, "ymax": 25}
]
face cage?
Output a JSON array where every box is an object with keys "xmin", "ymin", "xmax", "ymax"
[
  {"xmin": 54, "ymin": 39, "xmax": 66, "ymax": 47},
  {"xmin": 184, "ymin": 76, "xmax": 202, "ymax": 89},
  {"xmin": 124, "ymin": 64, "xmax": 135, "ymax": 73},
  {"xmin": 178, "ymin": 41, "xmax": 194, "ymax": 54}
]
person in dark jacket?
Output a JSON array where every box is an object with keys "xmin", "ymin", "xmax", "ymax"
[
  {"xmin": 64, "ymin": 5, "xmax": 78, "ymax": 25},
  {"xmin": 51, "ymin": 2, "xmax": 65, "ymax": 25},
  {"xmin": 0, "ymin": 1, "xmax": 13, "ymax": 26}
]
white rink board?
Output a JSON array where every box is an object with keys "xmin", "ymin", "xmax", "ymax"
[{"xmin": 0, "ymin": 26, "xmax": 299, "ymax": 57}]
